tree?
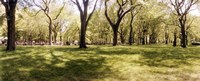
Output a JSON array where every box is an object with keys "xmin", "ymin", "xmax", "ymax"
[
  {"xmin": 31, "ymin": 0, "xmax": 65, "ymax": 45},
  {"xmin": 105, "ymin": 0, "xmax": 139, "ymax": 46},
  {"xmin": 170, "ymin": 0, "xmax": 199, "ymax": 48},
  {"xmin": 0, "ymin": 0, "xmax": 18, "ymax": 51},
  {"xmin": 71, "ymin": 0, "xmax": 98, "ymax": 48},
  {"xmin": 119, "ymin": 21, "xmax": 129, "ymax": 44},
  {"xmin": 129, "ymin": 8, "xmax": 139, "ymax": 45},
  {"xmin": 31, "ymin": 0, "xmax": 53, "ymax": 45},
  {"xmin": 15, "ymin": 9, "xmax": 49, "ymax": 45},
  {"xmin": 88, "ymin": 6, "xmax": 112, "ymax": 45},
  {"xmin": 51, "ymin": 5, "xmax": 65, "ymax": 44}
]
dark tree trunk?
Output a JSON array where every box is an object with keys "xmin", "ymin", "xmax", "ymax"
[
  {"xmin": 113, "ymin": 27, "xmax": 118, "ymax": 46},
  {"xmin": 165, "ymin": 33, "xmax": 169, "ymax": 44},
  {"xmin": 48, "ymin": 20, "xmax": 53, "ymax": 45},
  {"xmin": 60, "ymin": 33, "xmax": 62, "ymax": 45},
  {"xmin": 132, "ymin": 33, "xmax": 135, "ymax": 44},
  {"xmin": 137, "ymin": 29, "xmax": 141, "ymax": 45},
  {"xmin": 142, "ymin": 31, "xmax": 145, "ymax": 45},
  {"xmin": 165, "ymin": 26, "xmax": 169, "ymax": 44},
  {"xmin": 119, "ymin": 28, "xmax": 125, "ymax": 44},
  {"xmin": 129, "ymin": 28, "xmax": 133, "ymax": 45},
  {"xmin": 28, "ymin": 34, "xmax": 32, "ymax": 45},
  {"xmin": 79, "ymin": 22, "xmax": 87, "ymax": 48},
  {"xmin": 173, "ymin": 29, "xmax": 177, "ymax": 47},
  {"xmin": 149, "ymin": 33, "xmax": 157, "ymax": 44},
  {"xmin": 79, "ymin": 3, "xmax": 87, "ymax": 48},
  {"xmin": 129, "ymin": 12, "xmax": 134, "ymax": 45},
  {"xmin": 142, "ymin": 37, "xmax": 145, "ymax": 45},
  {"xmin": 72, "ymin": 0, "xmax": 98, "ymax": 48},
  {"xmin": 181, "ymin": 27, "xmax": 186, "ymax": 48},
  {"xmin": 186, "ymin": 32, "xmax": 188, "ymax": 45},
  {"xmin": 179, "ymin": 18, "xmax": 187, "ymax": 48},
  {"xmin": 5, "ymin": 2, "xmax": 17, "ymax": 51},
  {"xmin": 54, "ymin": 32, "xmax": 57, "ymax": 44}
]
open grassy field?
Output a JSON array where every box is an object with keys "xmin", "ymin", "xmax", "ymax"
[{"xmin": 0, "ymin": 45, "xmax": 200, "ymax": 81}]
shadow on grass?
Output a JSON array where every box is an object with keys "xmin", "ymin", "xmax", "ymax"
[
  {"xmin": 136, "ymin": 48, "xmax": 200, "ymax": 68},
  {"xmin": 1, "ymin": 46, "xmax": 200, "ymax": 81},
  {"xmin": 1, "ymin": 49, "xmax": 111, "ymax": 81},
  {"xmin": 54, "ymin": 46, "xmax": 200, "ymax": 68},
  {"xmin": 54, "ymin": 46, "xmax": 139, "ymax": 55}
]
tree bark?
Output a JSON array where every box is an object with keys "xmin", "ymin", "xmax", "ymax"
[
  {"xmin": 186, "ymin": 32, "xmax": 188, "ymax": 45},
  {"xmin": 111, "ymin": 26, "xmax": 120, "ymax": 46},
  {"xmin": 142, "ymin": 31, "xmax": 146, "ymax": 45},
  {"xmin": 48, "ymin": 17, "xmax": 53, "ymax": 45},
  {"xmin": 119, "ymin": 28, "xmax": 125, "ymax": 44},
  {"xmin": 129, "ymin": 27, "xmax": 133, "ymax": 45},
  {"xmin": 129, "ymin": 12, "xmax": 134, "ymax": 45},
  {"xmin": 60, "ymin": 34, "xmax": 62, "ymax": 45},
  {"xmin": 173, "ymin": 29, "xmax": 177, "ymax": 47},
  {"xmin": 54, "ymin": 32, "xmax": 57, "ymax": 44},
  {"xmin": 113, "ymin": 27, "xmax": 118, "ymax": 46},
  {"xmin": 79, "ymin": 21, "xmax": 87, "ymax": 48},
  {"xmin": 179, "ymin": 18, "xmax": 187, "ymax": 48},
  {"xmin": 4, "ymin": 1, "xmax": 17, "ymax": 51},
  {"xmin": 165, "ymin": 32, "xmax": 169, "ymax": 44},
  {"xmin": 181, "ymin": 27, "xmax": 186, "ymax": 48},
  {"xmin": 165, "ymin": 26, "xmax": 169, "ymax": 44},
  {"xmin": 79, "ymin": 1, "xmax": 87, "ymax": 48}
]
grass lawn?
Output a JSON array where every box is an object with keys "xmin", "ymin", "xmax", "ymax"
[{"xmin": 0, "ymin": 45, "xmax": 200, "ymax": 81}]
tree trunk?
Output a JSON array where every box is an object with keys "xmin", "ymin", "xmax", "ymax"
[
  {"xmin": 165, "ymin": 26, "xmax": 169, "ymax": 44},
  {"xmin": 120, "ymin": 35, "xmax": 125, "ymax": 44},
  {"xmin": 181, "ymin": 27, "xmax": 186, "ymax": 48},
  {"xmin": 186, "ymin": 32, "xmax": 188, "ymax": 45},
  {"xmin": 60, "ymin": 33, "xmax": 62, "ymax": 45},
  {"xmin": 79, "ymin": 22, "xmax": 87, "ymax": 48},
  {"xmin": 112, "ymin": 27, "xmax": 118, "ymax": 46},
  {"xmin": 54, "ymin": 32, "xmax": 57, "ymax": 44},
  {"xmin": 145, "ymin": 35, "xmax": 148, "ymax": 44},
  {"xmin": 120, "ymin": 28, "xmax": 125, "ymax": 44},
  {"xmin": 179, "ymin": 18, "xmax": 187, "ymax": 48},
  {"xmin": 173, "ymin": 30, "xmax": 177, "ymax": 47},
  {"xmin": 142, "ymin": 31, "xmax": 145, "ymax": 45},
  {"xmin": 129, "ymin": 27, "xmax": 133, "ymax": 45},
  {"xmin": 49, "ymin": 21, "xmax": 53, "ymax": 45},
  {"xmin": 165, "ymin": 33, "xmax": 169, "ymax": 44},
  {"xmin": 137, "ymin": 29, "xmax": 141, "ymax": 45},
  {"xmin": 6, "ymin": 3, "xmax": 16, "ymax": 51},
  {"xmin": 132, "ymin": 32, "xmax": 135, "ymax": 44}
]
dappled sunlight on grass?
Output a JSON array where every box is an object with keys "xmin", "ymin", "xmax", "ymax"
[{"xmin": 0, "ymin": 45, "xmax": 200, "ymax": 81}]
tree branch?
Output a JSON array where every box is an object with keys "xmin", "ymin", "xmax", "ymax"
[
  {"xmin": 86, "ymin": 0, "xmax": 98, "ymax": 27},
  {"xmin": 104, "ymin": 0, "xmax": 114, "ymax": 26},
  {"xmin": 53, "ymin": 3, "xmax": 65, "ymax": 20},
  {"xmin": 73, "ymin": 0, "xmax": 83, "ymax": 15},
  {"xmin": 33, "ymin": 0, "xmax": 45, "ymax": 11}
]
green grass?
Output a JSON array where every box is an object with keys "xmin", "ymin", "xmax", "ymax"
[{"xmin": 0, "ymin": 45, "xmax": 200, "ymax": 81}]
